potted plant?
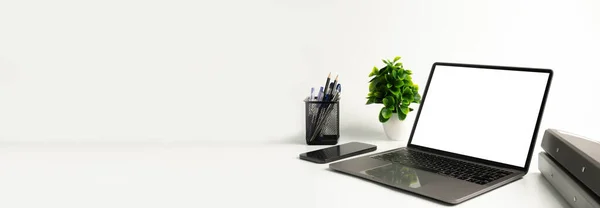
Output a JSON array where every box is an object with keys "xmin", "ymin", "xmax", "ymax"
[{"xmin": 366, "ymin": 56, "xmax": 421, "ymax": 140}]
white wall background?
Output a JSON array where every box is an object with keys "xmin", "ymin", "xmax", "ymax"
[{"xmin": 1, "ymin": 0, "xmax": 599, "ymax": 143}]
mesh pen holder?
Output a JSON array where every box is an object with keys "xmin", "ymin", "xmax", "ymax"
[{"xmin": 305, "ymin": 97, "xmax": 340, "ymax": 145}]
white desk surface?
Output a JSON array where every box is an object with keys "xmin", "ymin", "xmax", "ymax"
[{"xmin": 0, "ymin": 139, "xmax": 569, "ymax": 208}]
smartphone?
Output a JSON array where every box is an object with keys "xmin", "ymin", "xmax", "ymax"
[{"xmin": 299, "ymin": 142, "xmax": 377, "ymax": 164}]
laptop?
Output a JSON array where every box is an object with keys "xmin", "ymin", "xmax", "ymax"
[{"xmin": 329, "ymin": 62, "xmax": 553, "ymax": 204}]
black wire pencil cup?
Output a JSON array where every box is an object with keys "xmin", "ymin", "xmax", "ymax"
[{"xmin": 305, "ymin": 79, "xmax": 341, "ymax": 145}]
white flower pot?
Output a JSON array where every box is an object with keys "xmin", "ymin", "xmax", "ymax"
[{"xmin": 382, "ymin": 111, "xmax": 416, "ymax": 141}]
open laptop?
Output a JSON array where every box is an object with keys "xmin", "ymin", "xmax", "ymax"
[{"xmin": 329, "ymin": 62, "xmax": 553, "ymax": 204}]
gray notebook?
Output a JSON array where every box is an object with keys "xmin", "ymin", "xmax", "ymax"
[
  {"xmin": 539, "ymin": 152, "xmax": 600, "ymax": 208},
  {"xmin": 541, "ymin": 129, "xmax": 600, "ymax": 197}
]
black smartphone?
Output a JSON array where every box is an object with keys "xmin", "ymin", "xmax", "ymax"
[{"xmin": 299, "ymin": 142, "xmax": 377, "ymax": 164}]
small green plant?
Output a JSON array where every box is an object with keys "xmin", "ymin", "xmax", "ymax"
[{"xmin": 366, "ymin": 56, "xmax": 421, "ymax": 123}]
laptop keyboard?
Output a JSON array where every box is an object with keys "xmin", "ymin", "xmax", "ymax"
[{"xmin": 372, "ymin": 149, "xmax": 513, "ymax": 185}]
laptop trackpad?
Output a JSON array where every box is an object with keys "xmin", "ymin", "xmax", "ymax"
[{"xmin": 362, "ymin": 163, "xmax": 441, "ymax": 189}]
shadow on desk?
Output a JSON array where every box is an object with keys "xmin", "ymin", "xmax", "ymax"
[{"xmin": 529, "ymin": 172, "xmax": 570, "ymax": 208}]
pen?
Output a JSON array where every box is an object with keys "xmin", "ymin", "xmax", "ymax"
[
  {"xmin": 322, "ymin": 72, "xmax": 331, "ymax": 101},
  {"xmin": 317, "ymin": 86, "xmax": 324, "ymax": 101},
  {"xmin": 310, "ymin": 86, "xmax": 325, "ymax": 134},
  {"xmin": 312, "ymin": 83, "xmax": 327, "ymax": 140},
  {"xmin": 328, "ymin": 74, "xmax": 338, "ymax": 100},
  {"xmin": 333, "ymin": 83, "xmax": 341, "ymax": 99},
  {"xmin": 310, "ymin": 87, "xmax": 314, "ymax": 101}
]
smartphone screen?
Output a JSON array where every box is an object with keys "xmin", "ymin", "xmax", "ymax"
[{"xmin": 300, "ymin": 142, "xmax": 377, "ymax": 164}]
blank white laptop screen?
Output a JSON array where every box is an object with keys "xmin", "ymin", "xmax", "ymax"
[{"xmin": 410, "ymin": 65, "xmax": 550, "ymax": 168}]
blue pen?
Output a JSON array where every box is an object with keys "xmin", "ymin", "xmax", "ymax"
[
  {"xmin": 332, "ymin": 83, "xmax": 341, "ymax": 100},
  {"xmin": 317, "ymin": 87, "xmax": 324, "ymax": 101},
  {"xmin": 310, "ymin": 87, "xmax": 315, "ymax": 100},
  {"xmin": 329, "ymin": 74, "xmax": 339, "ymax": 98}
]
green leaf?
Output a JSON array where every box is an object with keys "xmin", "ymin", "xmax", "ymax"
[
  {"xmin": 369, "ymin": 66, "xmax": 378, "ymax": 77},
  {"xmin": 379, "ymin": 66, "xmax": 388, "ymax": 75},
  {"xmin": 369, "ymin": 76, "xmax": 376, "ymax": 83},
  {"xmin": 400, "ymin": 106, "xmax": 409, "ymax": 115},
  {"xmin": 398, "ymin": 111, "xmax": 407, "ymax": 120},
  {"xmin": 382, "ymin": 107, "xmax": 392, "ymax": 119},
  {"xmin": 377, "ymin": 82, "xmax": 387, "ymax": 92},
  {"xmin": 391, "ymin": 70, "xmax": 397, "ymax": 79},
  {"xmin": 379, "ymin": 111, "xmax": 390, "ymax": 123},
  {"xmin": 401, "ymin": 73, "xmax": 408, "ymax": 80},
  {"xmin": 390, "ymin": 87, "xmax": 401, "ymax": 96},
  {"xmin": 387, "ymin": 60, "xmax": 395, "ymax": 67},
  {"xmin": 366, "ymin": 97, "xmax": 375, "ymax": 105},
  {"xmin": 405, "ymin": 70, "xmax": 412, "ymax": 75},
  {"xmin": 379, "ymin": 108, "xmax": 392, "ymax": 123},
  {"xmin": 369, "ymin": 82, "xmax": 376, "ymax": 91},
  {"xmin": 402, "ymin": 99, "xmax": 410, "ymax": 105},
  {"xmin": 413, "ymin": 93, "xmax": 421, "ymax": 103},
  {"xmin": 394, "ymin": 79, "xmax": 404, "ymax": 87},
  {"xmin": 393, "ymin": 56, "xmax": 401, "ymax": 62},
  {"xmin": 386, "ymin": 83, "xmax": 392, "ymax": 89},
  {"xmin": 383, "ymin": 96, "xmax": 394, "ymax": 107},
  {"xmin": 397, "ymin": 70, "xmax": 405, "ymax": 80},
  {"xmin": 404, "ymin": 92, "xmax": 414, "ymax": 102}
]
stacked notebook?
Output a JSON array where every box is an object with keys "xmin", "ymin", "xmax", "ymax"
[{"xmin": 538, "ymin": 129, "xmax": 600, "ymax": 208}]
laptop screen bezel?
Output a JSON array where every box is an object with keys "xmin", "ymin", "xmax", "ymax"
[{"xmin": 407, "ymin": 62, "xmax": 553, "ymax": 172}]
